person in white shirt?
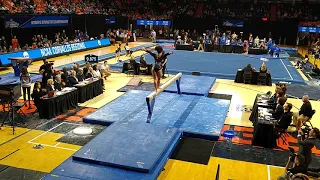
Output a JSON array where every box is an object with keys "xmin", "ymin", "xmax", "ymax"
[
  {"xmin": 124, "ymin": 42, "xmax": 130, "ymax": 56},
  {"xmin": 92, "ymin": 64, "xmax": 101, "ymax": 78},
  {"xmin": 100, "ymin": 61, "xmax": 111, "ymax": 80},
  {"xmin": 151, "ymin": 30, "xmax": 156, "ymax": 43}
]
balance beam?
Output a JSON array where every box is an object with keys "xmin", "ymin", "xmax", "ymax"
[{"xmin": 146, "ymin": 73, "xmax": 182, "ymax": 103}]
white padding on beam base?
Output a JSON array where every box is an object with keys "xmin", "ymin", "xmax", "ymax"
[{"xmin": 146, "ymin": 72, "xmax": 182, "ymax": 102}]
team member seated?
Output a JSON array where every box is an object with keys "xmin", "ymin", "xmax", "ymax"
[
  {"xmin": 271, "ymin": 97, "xmax": 286, "ymax": 120},
  {"xmin": 293, "ymin": 95, "xmax": 313, "ymax": 130},
  {"xmin": 54, "ymin": 75, "xmax": 63, "ymax": 91},
  {"xmin": 276, "ymin": 103, "xmax": 293, "ymax": 130},
  {"xmin": 68, "ymin": 70, "xmax": 79, "ymax": 86}
]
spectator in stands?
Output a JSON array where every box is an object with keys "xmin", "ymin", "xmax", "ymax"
[
  {"xmin": 11, "ymin": 36, "xmax": 19, "ymax": 51},
  {"xmin": 20, "ymin": 66, "xmax": 31, "ymax": 107},
  {"xmin": 293, "ymin": 95, "xmax": 313, "ymax": 130}
]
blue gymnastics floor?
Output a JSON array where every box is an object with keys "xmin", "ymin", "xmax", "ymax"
[
  {"xmin": 56, "ymin": 43, "xmax": 156, "ymax": 70},
  {"xmin": 164, "ymin": 75, "xmax": 216, "ymax": 96},
  {"xmin": 111, "ymin": 49, "xmax": 306, "ymax": 84},
  {"xmin": 84, "ymin": 90, "xmax": 230, "ymax": 140},
  {"xmin": 0, "ymin": 72, "xmax": 42, "ymax": 85},
  {"xmin": 44, "ymin": 122, "xmax": 182, "ymax": 180},
  {"xmin": 72, "ymin": 122, "xmax": 181, "ymax": 173}
]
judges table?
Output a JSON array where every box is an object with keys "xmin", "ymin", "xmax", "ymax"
[
  {"xmin": 234, "ymin": 69, "xmax": 272, "ymax": 86},
  {"xmin": 74, "ymin": 78, "xmax": 104, "ymax": 103},
  {"xmin": 175, "ymin": 44, "xmax": 194, "ymax": 51},
  {"xmin": 204, "ymin": 44, "xmax": 243, "ymax": 53},
  {"xmin": 248, "ymin": 48, "xmax": 268, "ymax": 55},
  {"xmin": 250, "ymin": 95, "xmax": 276, "ymax": 148},
  {"xmin": 39, "ymin": 87, "xmax": 78, "ymax": 119}
]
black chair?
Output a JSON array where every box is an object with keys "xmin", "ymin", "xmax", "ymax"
[
  {"xmin": 127, "ymin": 60, "xmax": 136, "ymax": 77},
  {"xmin": 243, "ymin": 71, "xmax": 252, "ymax": 84},
  {"xmin": 303, "ymin": 110, "xmax": 316, "ymax": 128},
  {"xmin": 139, "ymin": 59, "xmax": 148, "ymax": 75},
  {"xmin": 257, "ymin": 72, "xmax": 267, "ymax": 85}
]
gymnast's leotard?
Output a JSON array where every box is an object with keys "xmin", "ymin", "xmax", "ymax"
[{"xmin": 145, "ymin": 50, "xmax": 171, "ymax": 72}]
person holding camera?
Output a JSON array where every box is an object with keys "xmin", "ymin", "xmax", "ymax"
[
  {"xmin": 297, "ymin": 128, "xmax": 320, "ymax": 168},
  {"xmin": 277, "ymin": 154, "xmax": 307, "ymax": 180}
]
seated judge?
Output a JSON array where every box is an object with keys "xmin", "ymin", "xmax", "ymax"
[
  {"xmin": 54, "ymin": 75, "xmax": 63, "ymax": 91},
  {"xmin": 243, "ymin": 64, "xmax": 255, "ymax": 73},
  {"xmin": 259, "ymin": 62, "xmax": 268, "ymax": 73},
  {"xmin": 276, "ymin": 103, "xmax": 293, "ymax": 130},
  {"xmin": 68, "ymin": 70, "xmax": 79, "ymax": 86},
  {"xmin": 61, "ymin": 67, "xmax": 69, "ymax": 86},
  {"xmin": 92, "ymin": 65, "xmax": 102, "ymax": 78},
  {"xmin": 86, "ymin": 67, "xmax": 94, "ymax": 79},
  {"xmin": 76, "ymin": 68, "xmax": 85, "ymax": 82},
  {"xmin": 46, "ymin": 79, "xmax": 56, "ymax": 92},
  {"xmin": 271, "ymin": 97, "xmax": 286, "ymax": 120}
]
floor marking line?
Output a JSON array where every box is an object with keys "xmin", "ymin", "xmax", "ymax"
[
  {"xmin": 53, "ymin": 142, "xmax": 61, "ymax": 147},
  {"xmin": 0, "ymin": 149, "xmax": 20, "ymax": 161},
  {"xmin": 280, "ymin": 59, "xmax": 293, "ymax": 80},
  {"xmin": 28, "ymin": 122, "xmax": 64, "ymax": 143},
  {"xmin": 267, "ymin": 165, "xmax": 271, "ymax": 180},
  {"xmin": 28, "ymin": 141, "xmax": 77, "ymax": 151}
]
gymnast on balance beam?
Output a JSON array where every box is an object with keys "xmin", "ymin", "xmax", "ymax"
[{"xmin": 142, "ymin": 46, "xmax": 173, "ymax": 91}]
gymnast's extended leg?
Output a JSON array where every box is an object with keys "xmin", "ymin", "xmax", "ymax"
[
  {"xmin": 152, "ymin": 67, "xmax": 158, "ymax": 91},
  {"xmin": 156, "ymin": 70, "xmax": 162, "ymax": 90}
]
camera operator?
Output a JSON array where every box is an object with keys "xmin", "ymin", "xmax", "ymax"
[
  {"xmin": 39, "ymin": 59, "xmax": 53, "ymax": 87},
  {"xmin": 297, "ymin": 127, "xmax": 320, "ymax": 168},
  {"xmin": 278, "ymin": 154, "xmax": 307, "ymax": 180}
]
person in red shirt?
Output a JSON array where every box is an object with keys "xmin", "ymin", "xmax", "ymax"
[{"xmin": 12, "ymin": 36, "xmax": 19, "ymax": 50}]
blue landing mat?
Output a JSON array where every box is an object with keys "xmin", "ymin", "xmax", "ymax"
[
  {"xmin": 73, "ymin": 122, "xmax": 180, "ymax": 173},
  {"xmin": 281, "ymin": 47, "xmax": 298, "ymax": 53},
  {"xmin": 83, "ymin": 90, "xmax": 151, "ymax": 125},
  {"xmin": 117, "ymin": 82, "xmax": 155, "ymax": 92},
  {"xmin": 164, "ymin": 75, "xmax": 216, "ymax": 96},
  {"xmin": 0, "ymin": 72, "xmax": 42, "ymax": 85},
  {"xmin": 44, "ymin": 124, "xmax": 181, "ymax": 180},
  {"xmin": 286, "ymin": 84, "xmax": 320, "ymax": 100},
  {"xmin": 84, "ymin": 90, "xmax": 230, "ymax": 140}
]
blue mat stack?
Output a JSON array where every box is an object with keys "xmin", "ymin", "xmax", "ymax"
[
  {"xmin": 44, "ymin": 122, "xmax": 182, "ymax": 180},
  {"xmin": 45, "ymin": 75, "xmax": 229, "ymax": 180}
]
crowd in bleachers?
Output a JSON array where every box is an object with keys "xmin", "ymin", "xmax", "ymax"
[
  {"xmin": 1, "ymin": 0, "xmax": 319, "ymax": 20},
  {"xmin": 0, "ymin": 29, "xmax": 89, "ymax": 54}
]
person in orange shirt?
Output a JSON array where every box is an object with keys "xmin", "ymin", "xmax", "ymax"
[{"xmin": 12, "ymin": 36, "xmax": 19, "ymax": 50}]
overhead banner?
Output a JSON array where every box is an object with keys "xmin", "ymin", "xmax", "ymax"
[
  {"xmin": 223, "ymin": 20, "xmax": 244, "ymax": 27},
  {"xmin": 0, "ymin": 38, "xmax": 110, "ymax": 65},
  {"xmin": 137, "ymin": 20, "xmax": 171, "ymax": 26},
  {"xmin": 5, "ymin": 16, "xmax": 69, "ymax": 28},
  {"xmin": 298, "ymin": 26, "xmax": 320, "ymax": 33}
]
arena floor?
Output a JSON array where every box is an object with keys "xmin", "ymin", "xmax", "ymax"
[{"xmin": 0, "ymin": 43, "xmax": 319, "ymax": 180}]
